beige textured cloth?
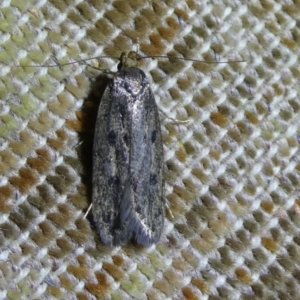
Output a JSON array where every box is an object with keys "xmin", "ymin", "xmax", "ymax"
[{"xmin": 1, "ymin": 1, "xmax": 300, "ymax": 299}]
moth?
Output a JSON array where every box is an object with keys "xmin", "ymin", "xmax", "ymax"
[{"xmin": 92, "ymin": 51, "xmax": 164, "ymax": 246}]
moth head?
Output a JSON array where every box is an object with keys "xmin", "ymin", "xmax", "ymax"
[{"xmin": 118, "ymin": 51, "xmax": 141, "ymax": 70}]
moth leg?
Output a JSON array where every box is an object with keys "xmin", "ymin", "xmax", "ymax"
[
  {"xmin": 159, "ymin": 109, "xmax": 190, "ymax": 124},
  {"xmin": 83, "ymin": 203, "xmax": 93, "ymax": 219}
]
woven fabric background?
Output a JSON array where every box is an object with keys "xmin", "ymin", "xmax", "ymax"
[{"xmin": 1, "ymin": 0, "xmax": 300, "ymax": 299}]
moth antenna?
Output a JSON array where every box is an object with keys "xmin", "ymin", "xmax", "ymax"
[
  {"xmin": 16, "ymin": 55, "xmax": 119, "ymax": 68},
  {"xmin": 139, "ymin": 55, "xmax": 245, "ymax": 64}
]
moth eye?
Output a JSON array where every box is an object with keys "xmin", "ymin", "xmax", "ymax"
[
  {"xmin": 150, "ymin": 174, "xmax": 157, "ymax": 185},
  {"xmin": 108, "ymin": 130, "xmax": 117, "ymax": 145},
  {"xmin": 124, "ymin": 82, "xmax": 131, "ymax": 91},
  {"xmin": 151, "ymin": 130, "xmax": 157, "ymax": 143}
]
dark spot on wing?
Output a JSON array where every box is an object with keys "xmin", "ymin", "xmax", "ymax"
[
  {"xmin": 150, "ymin": 174, "xmax": 157, "ymax": 185},
  {"xmin": 108, "ymin": 176, "xmax": 120, "ymax": 186},
  {"xmin": 108, "ymin": 130, "xmax": 117, "ymax": 145},
  {"xmin": 118, "ymin": 102, "xmax": 126, "ymax": 116},
  {"xmin": 151, "ymin": 130, "xmax": 157, "ymax": 143},
  {"xmin": 116, "ymin": 148, "xmax": 127, "ymax": 163},
  {"xmin": 102, "ymin": 210, "xmax": 113, "ymax": 224},
  {"xmin": 123, "ymin": 133, "xmax": 129, "ymax": 146},
  {"xmin": 132, "ymin": 178, "xmax": 138, "ymax": 192},
  {"xmin": 135, "ymin": 203, "xmax": 142, "ymax": 214}
]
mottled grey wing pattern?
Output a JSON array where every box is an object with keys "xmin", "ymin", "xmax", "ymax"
[{"xmin": 92, "ymin": 67, "xmax": 164, "ymax": 246}]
